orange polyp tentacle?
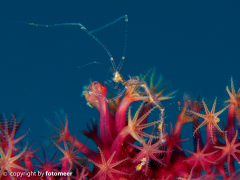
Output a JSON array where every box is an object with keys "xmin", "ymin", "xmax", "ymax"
[
  {"xmin": 45, "ymin": 114, "xmax": 97, "ymax": 159},
  {"xmin": 225, "ymin": 78, "xmax": 240, "ymax": 141},
  {"xmin": 23, "ymin": 141, "xmax": 41, "ymax": 172},
  {"xmin": 184, "ymin": 140, "xmax": 217, "ymax": 174},
  {"xmin": 54, "ymin": 139, "xmax": 86, "ymax": 173},
  {"xmin": 206, "ymin": 123, "xmax": 218, "ymax": 145},
  {"xmin": 89, "ymin": 147, "xmax": 129, "ymax": 180},
  {"xmin": 0, "ymin": 138, "xmax": 27, "ymax": 179},
  {"xmin": 225, "ymin": 78, "xmax": 240, "ymax": 107},
  {"xmin": 129, "ymin": 132, "xmax": 168, "ymax": 173},
  {"xmin": 0, "ymin": 114, "xmax": 27, "ymax": 152},
  {"xmin": 33, "ymin": 147, "xmax": 61, "ymax": 178},
  {"xmin": 189, "ymin": 98, "xmax": 229, "ymax": 144}
]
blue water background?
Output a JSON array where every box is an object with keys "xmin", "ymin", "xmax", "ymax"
[{"xmin": 0, "ymin": 0, "xmax": 240, "ymax": 174}]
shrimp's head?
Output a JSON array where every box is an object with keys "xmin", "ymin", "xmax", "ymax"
[{"xmin": 113, "ymin": 71, "xmax": 124, "ymax": 83}]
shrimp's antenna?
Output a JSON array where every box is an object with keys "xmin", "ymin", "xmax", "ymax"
[
  {"xmin": 29, "ymin": 22, "xmax": 116, "ymax": 70},
  {"xmin": 90, "ymin": 15, "xmax": 127, "ymax": 34},
  {"xmin": 116, "ymin": 15, "xmax": 128, "ymax": 73},
  {"xmin": 24, "ymin": 15, "xmax": 129, "ymax": 72},
  {"xmin": 78, "ymin": 61, "xmax": 113, "ymax": 71}
]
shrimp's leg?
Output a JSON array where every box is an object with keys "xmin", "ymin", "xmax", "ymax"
[
  {"xmin": 88, "ymin": 87, "xmax": 127, "ymax": 103},
  {"xmin": 140, "ymin": 82, "xmax": 165, "ymax": 123}
]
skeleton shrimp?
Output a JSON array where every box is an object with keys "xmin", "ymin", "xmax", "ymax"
[{"xmin": 26, "ymin": 15, "xmax": 165, "ymax": 125}]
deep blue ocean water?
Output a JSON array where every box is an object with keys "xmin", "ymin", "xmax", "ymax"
[{"xmin": 0, "ymin": 0, "xmax": 240, "ymax": 177}]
